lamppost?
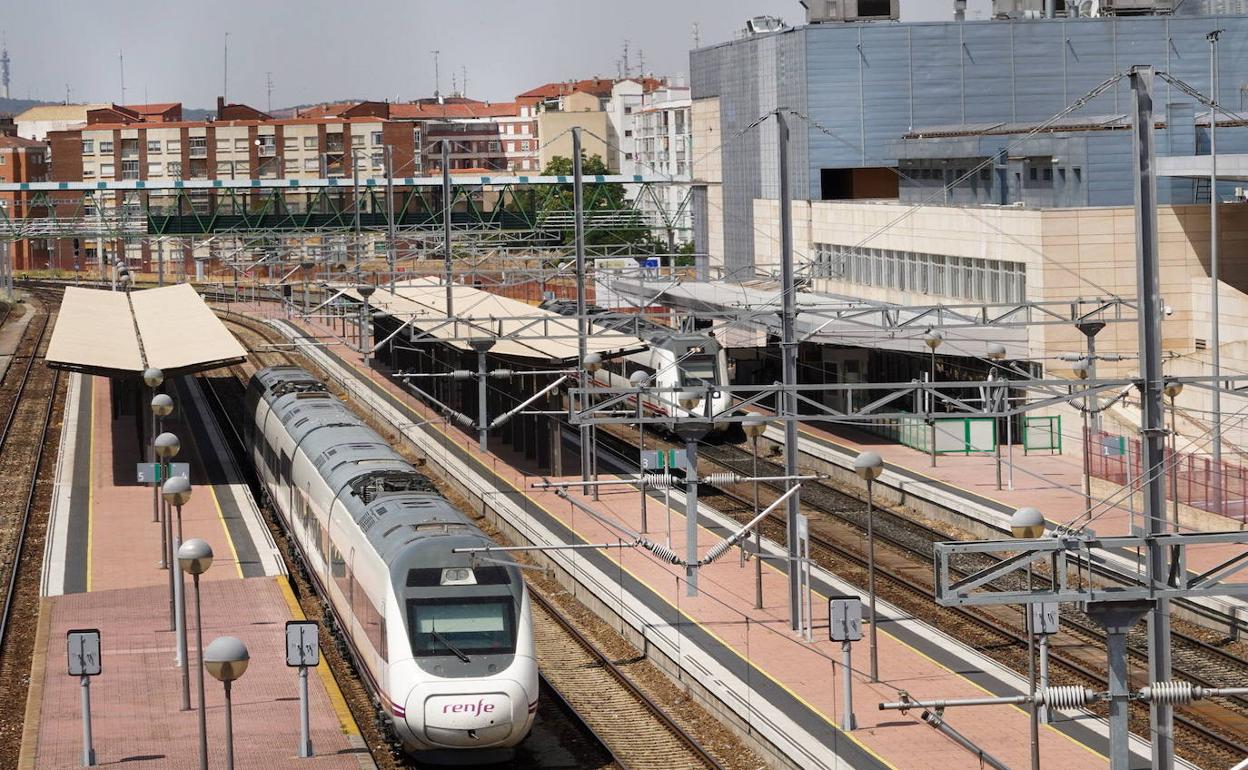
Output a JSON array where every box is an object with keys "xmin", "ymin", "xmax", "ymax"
[
  {"xmin": 630, "ymin": 370, "xmax": 650, "ymax": 531},
  {"xmin": 583, "ymin": 353, "xmax": 604, "ymax": 499},
  {"xmin": 675, "ymin": 390, "xmax": 710, "ymax": 597},
  {"xmin": 178, "ymin": 538, "xmax": 214, "ymax": 770},
  {"xmin": 357, "ymin": 284, "xmax": 375, "ymax": 365},
  {"xmin": 923, "ymin": 329, "xmax": 943, "ymax": 467},
  {"xmin": 1073, "ymin": 359, "xmax": 1093, "ymax": 516},
  {"xmin": 153, "ymin": 432, "xmax": 180, "ymax": 582},
  {"xmin": 853, "ymin": 450, "xmax": 884, "ymax": 682},
  {"xmin": 1011, "ymin": 505, "xmax": 1046, "ymax": 770},
  {"xmin": 1164, "ymin": 379, "xmax": 1184, "ymax": 531},
  {"xmin": 986, "ymin": 343, "xmax": 1008, "ymax": 490},
  {"xmin": 204, "ymin": 636, "xmax": 250, "ymax": 770},
  {"xmin": 163, "ymin": 475, "xmax": 193, "ymax": 711},
  {"xmin": 143, "ymin": 368, "xmax": 165, "ymax": 524},
  {"xmin": 743, "ymin": 416, "xmax": 769, "ymax": 610}
]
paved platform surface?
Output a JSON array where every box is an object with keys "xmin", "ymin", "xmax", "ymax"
[
  {"xmin": 25, "ymin": 372, "xmax": 372, "ymax": 769},
  {"xmin": 0, "ymin": 295, "xmax": 35, "ymax": 382},
  {"xmin": 265, "ymin": 307, "xmax": 1170, "ymax": 770}
]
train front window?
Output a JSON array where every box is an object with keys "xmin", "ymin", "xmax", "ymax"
[
  {"xmin": 679, "ymin": 354, "xmax": 719, "ymax": 388},
  {"xmin": 407, "ymin": 596, "xmax": 516, "ymax": 659}
]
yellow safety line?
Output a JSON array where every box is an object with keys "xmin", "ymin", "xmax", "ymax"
[
  {"xmin": 86, "ymin": 377, "xmax": 94, "ymax": 592},
  {"xmin": 276, "ymin": 576, "xmax": 361, "ymax": 736},
  {"xmin": 208, "ymin": 484, "xmax": 245, "ymax": 579}
]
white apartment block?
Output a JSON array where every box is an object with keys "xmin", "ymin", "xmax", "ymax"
[{"xmin": 630, "ymin": 84, "xmax": 692, "ymax": 243}]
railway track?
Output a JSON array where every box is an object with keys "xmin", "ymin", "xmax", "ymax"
[
  {"xmin": 0, "ymin": 288, "xmax": 66, "ymax": 767},
  {"xmin": 528, "ymin": 588, "xmax": 728, "ymax": 770},
  {"xmin": 591, "ymin": 426, "xmax": 1248, "ymax": 768}
]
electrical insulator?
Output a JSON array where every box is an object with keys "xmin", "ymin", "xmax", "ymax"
[
  {"xmin": 1138, "ymin": 681, "xmax": 1196, "ymax": 705},
  {"xmin": 640, "ymin": 540, "xmax": 681, "ymax": 565},
  {"xmin": 1039, "ymin": 685, "xmax": 1099, "ymax": 709},
  {"xmin": 701, "ymin": 472, "xmax": 741, "ymax": 486}
]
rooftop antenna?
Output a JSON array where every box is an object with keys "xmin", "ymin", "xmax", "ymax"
[
  {"xmin": 622, "ymin": 40, "xmax": 631, "ymax": 78},
  {"xmin": 0, "ymin": 32, "xmax": 10, "ymax": 100},
  {"xmin": 223, "ymin": 32, "xmax": 230, "ymax": 103},
  {"xmin": 431, "ymin": 49, "xmax": 441, "ymax": 101},
  {"xmin": 119, "ymin": 50, "xmax": 126, "ymax": 104},
  {"xmin": 616, "ymin": 58, "xmax": 623, "ymax": 79},
  {"xmin": 265, "ymin": 71, "xmax": 273, "ymax": 113},
  {"xmin": 64, "ymin": 83, "xmax": 70, "ymax": 105},
  {"xmin": 451, "ymin": 69, "xmax": 458, "ymax": 96},
  {"xmin": 638, "ymin": 48, "xmax": 646, "ymax": 78},
  {"xmin": 692, "ymin": 22, "xmax": 702, "ymax": 48},
  {"xmin": 461, "ymin": 65, "xmax": 467, "ymax": 98}
]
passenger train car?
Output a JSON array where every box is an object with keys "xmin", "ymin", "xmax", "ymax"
[
  {"xmin": 244, "ymin": 366, "xmax": 538, "ymax": 762},
  {"xmin": 540, "ymin": 301, "xmax": 736, "ymax": 434}
]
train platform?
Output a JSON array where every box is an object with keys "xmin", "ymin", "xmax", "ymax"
[
  {"xmin": 266, "ymin": 311, "xmax": 1176, "ymax": 770},
  {"xmin": 22, "ymin": 371, "xmax": 373, "ymax": 769}
]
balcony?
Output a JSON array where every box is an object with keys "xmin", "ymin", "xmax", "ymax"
[{"xmin": 189, "ymin": 145, "xmax": 208, "ymax": 159}]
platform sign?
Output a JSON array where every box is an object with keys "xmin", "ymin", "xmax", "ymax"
[
  {"xmin": 1029, "ymin": 602, "xmax": 1060, "ymax": 636},
  {"xmin": 135, "ymin": 462, "xmax": 189, "ymax": 484},
  {"xmin": 67, "ymin": 629, "xmax": 101, "ymax": 677},
  {"xmin": 827, "ymin": 596, "xmax": 863, "ymax": 642},
  {"xmin": 642, "ymin": 449, "xmax": 686, "ymax": 472},
  {"xmin": 286, "ymin": 621, "xmax": 320, "ymax": 668}
]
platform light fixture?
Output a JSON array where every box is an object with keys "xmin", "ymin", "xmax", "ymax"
[
  {"xmin": 853, "ymin": 450, "xmax": 885, "ymax": 682},
  {"xmin": 630, "ymin": 370, "xmax": 651, "ymax": 532},
  {"xmin": 1010, "ymin": 505, "xmax": 1045, "ymax": 770},
  {"xmin": 154, "ymin": 432, "xmax": 180, "ymax": 575},
  {"xmin": 742, "ymin": 415, "xmax": 769, "ymax": 609},
  {"xmin": 1164, "ymin": 379, "xmax": 1184, "ymax": 532},
  {"xmin": 923, "ymin": 329, "xmax": 943, "ymax": 467},
  {"xmin": 204, "ymin": 636, "xmax": 250, "ymax": 770},
  {"xmin": 179, "ymin": 538, "xmax": 213, "ymax": 770},
  {"xmin": 162, "ymin": 475, "xmax": 193, "ymax": 711}
]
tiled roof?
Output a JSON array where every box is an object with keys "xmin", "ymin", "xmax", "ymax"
[
  {"xmin": 0, "ymin": 135, "xmax": 47, "ymax": 149},
  {"xmin": 389, "ymin": 102, "xmax": 519, "ymax": 119},
  {"xmin": 14, "ymin": 104, "xmax": 107, "ymax": 122}
]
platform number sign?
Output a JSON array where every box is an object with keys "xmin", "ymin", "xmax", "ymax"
[
  {"xmin": 827, "ymin": 596, "xmax": 863, "ymax": 642},
  {"xmin": 67, "ymin": 629, "xmax": 102, "ymax": 676},
  {"xmin": 286, "ymin": 621, "xmax": 320, "ymax": 668}
]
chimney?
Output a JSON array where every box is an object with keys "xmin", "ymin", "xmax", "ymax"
[{"xmin": 217, "ymin": 96, "xmax": 225, "ymax": 117}]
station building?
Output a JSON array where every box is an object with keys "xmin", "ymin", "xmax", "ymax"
[{"xmin": 690, "ymin": 2, "xmax": 1248, "ymax": 449}]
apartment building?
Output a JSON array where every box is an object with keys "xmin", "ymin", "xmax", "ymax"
[
  {"xmin": 629, "ymin": 84, "xmax": 692, "ymax": 239},
  {"xmin": 0, "ymin": 135, "xmax": 48, "ymax": 270},
  {"xmin": 13, "ymin": 103, "xmax": 106, "ymax": 142}
]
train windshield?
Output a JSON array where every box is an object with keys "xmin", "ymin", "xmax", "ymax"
[
  {"xmin": 407, "ymin": 596, "xmax": 516, "ymax": 659},
  {"xmin": 679, "ymin": 354, "xmax": 719, "ymax": 388}
]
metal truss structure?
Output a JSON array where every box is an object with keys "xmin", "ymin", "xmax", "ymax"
[{"xmin": 0, "ymin": 174, "xmax": 692, "ymax": 241}]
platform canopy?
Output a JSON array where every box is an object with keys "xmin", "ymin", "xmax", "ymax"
[
  {"xmin": 46, "ymin": 283, "xmax": 247, "ymax": 377},
  {"xmin": 609, "ymin": 279, "xmax": 1031, "ymax": 359},
  {"xmin": 339, "ymin": 278, "xmax": 646, "ymax": 363}
]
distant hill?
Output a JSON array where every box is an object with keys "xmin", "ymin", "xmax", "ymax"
[{"xmin": 0, "ymin": 97, "xmax": 55, "ymax": 116}]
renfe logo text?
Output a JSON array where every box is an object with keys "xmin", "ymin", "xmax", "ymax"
[{"xmin": 443, "ymin": 698, "xmax": 496, "ymax": 717}]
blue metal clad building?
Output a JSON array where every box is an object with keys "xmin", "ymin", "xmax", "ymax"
[{"xmin": 692, "ymin": 14, "xmax": 1248, "ymax": 275}]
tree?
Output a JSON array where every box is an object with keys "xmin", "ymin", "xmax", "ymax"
[{"xmin": 538, "ymin": 154, "xmax": 651, "ymax": 249}]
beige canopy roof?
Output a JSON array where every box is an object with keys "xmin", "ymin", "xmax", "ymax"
[
  {"xmin": 47, "ymin": 284, "xmax": 247, "ymax": 377},
  {"xmin": 340, "ymin": 278, "xmax": 645, "ymax": 362}
]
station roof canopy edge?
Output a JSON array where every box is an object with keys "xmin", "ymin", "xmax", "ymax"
[
  {"xmin": 338, "ymin": 278, "xmax": 646, "ymax": 363},
  {"xmin": 46, "ymin": 283, "xmax": 247, "ymax": 378}
]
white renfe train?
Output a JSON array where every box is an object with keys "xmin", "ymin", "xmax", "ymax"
[
  {"xmin": 244, "ymin": 366, "xmax": 538, "ymax": 763},
  {"xmin": 539, "ymin": 300, "xmax": 735, "ymax": 434}
]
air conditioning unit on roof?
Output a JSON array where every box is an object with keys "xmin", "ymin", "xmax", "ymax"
[{"xmin": 802, "ymin": 0, "xmax": 899, "ymax": 23}]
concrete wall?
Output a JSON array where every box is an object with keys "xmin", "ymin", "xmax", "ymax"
[{"xmin": 537, "ymin": 111, "xmax": 610, "ymax": 171}]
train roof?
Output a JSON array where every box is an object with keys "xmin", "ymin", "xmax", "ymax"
[{"xmin": 253, "ymin": 366, "xmax": 495, "ymax": 560}]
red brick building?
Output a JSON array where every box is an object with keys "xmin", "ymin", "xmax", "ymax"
[{"xmin": 0, "ymin": 135, "xmax": 49, "ymax": 270}]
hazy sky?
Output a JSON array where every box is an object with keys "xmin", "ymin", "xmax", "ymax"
[{"xmin": 7, "ymin": 0, "xmax": 992, "ymax": 109}]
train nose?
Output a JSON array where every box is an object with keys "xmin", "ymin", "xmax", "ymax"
[{"xmin": 412, "ymin": 692, "xmax": 514, "ymax": 747}]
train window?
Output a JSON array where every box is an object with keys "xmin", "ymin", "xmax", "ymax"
[
  {"xmin": 280, "ymin": 452, "xmax": 292, "ymax": 486},
  {"xmin": 679, "ymin": 354, "xmax": 719, "ymax": 387},
  {"xmin": 407, "ymin": 597, "xmax": 516, "ymax": 658}
]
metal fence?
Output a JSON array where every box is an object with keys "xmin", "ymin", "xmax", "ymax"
[{"xmin": 1086, "ymin": 429, "xmax": 1248, "ymax": 522}]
